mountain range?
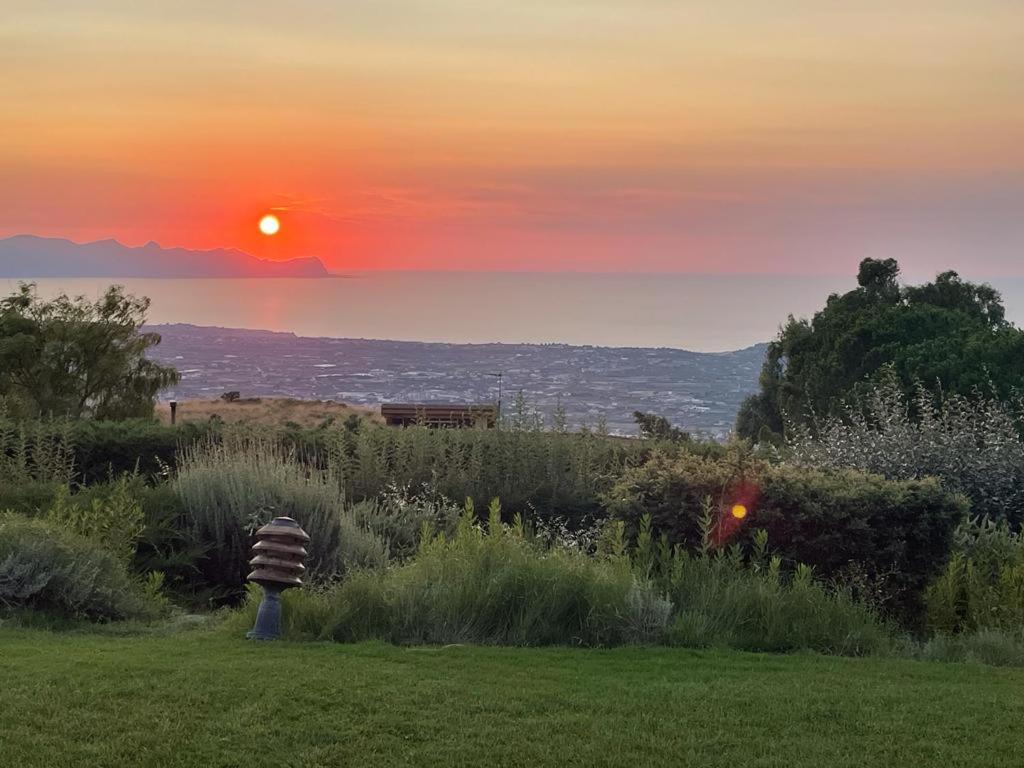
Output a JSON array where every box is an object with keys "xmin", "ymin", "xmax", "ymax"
[{"xmin": 0, "ymin": 235, "xmax": 329, "ymax": 278}]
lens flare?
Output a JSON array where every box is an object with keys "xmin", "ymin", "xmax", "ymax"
[{"xmin": 731, "ymin": 504, "xmax": 748, "ymax": 520}]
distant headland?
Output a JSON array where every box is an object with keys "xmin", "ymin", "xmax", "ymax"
[{"xmin": 0, "ymin": 234, "xmax": 330, "ymax": 278}]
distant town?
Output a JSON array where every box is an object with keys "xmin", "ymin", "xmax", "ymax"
[{"xmin": 148, "ymin": 324, "xmax": 766, "ymax": 436}]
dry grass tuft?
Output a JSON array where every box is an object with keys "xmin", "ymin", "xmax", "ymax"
[{"xmin": 155, "ymin": 397, "xmax": 381, "ymax": 428}]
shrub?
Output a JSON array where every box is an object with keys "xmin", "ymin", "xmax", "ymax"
[
  {"xmin": 0, "ymin": 415, "xmax": 74, "ymax": 486},
  {"xmin": 69, "ymin": 418, "xmax": 215, "ymax": 483},
  {"xmin": 605, "ymin": 447, "xmax": 967, "ymax": 620},
  {"xmin": 348, "ymin": 483, "xmax": 461, "ymax": 561},
  {"xmin": 318, "ymin": 424, "xmax": 675, "ymax": 527},
  {"xmin": 925, "ymin": 517, "xmax": 1024, "ymax": 634},
  {"xmin": 0, "ymin": 514, "xmax": 160, "ymax": 621},
  {"xmin": 232, "ymin": 501, "xmax": 670, "ymax": 647},
  {"xmin": 131, "ymin": 482, "xmax": 211, "ymax": 602},
  {"xmin": 228, "ymin": 503, "xmax": 887, "ymax": 655},
  {"xmin": 0, "ymin": 480, "xmax": 62, "ymax": 516},
  {"xmin": 914, "ymin": 629, "xmax": 1024, "ymax": 667},
  {"xmin": 621, "ymin": 512, "xmax": 889, "ymax": 655},
  {"xmin": 46, "ymin": 477, "xmax": 144, "ymax": 566},
  {"xmin": 658, "ymin": 544, "xmax": 888, "ymax": 655},
  {"xmin": 174, "ymin": 438, "xmax": 386, "ymax": 599},
  {"xmin": 787, "ymin": 371, "xmax": 1024, "ymax": 525},
  {"xmin": 378, "ymin": 502, "xmax": 666, "ymax": 646}
]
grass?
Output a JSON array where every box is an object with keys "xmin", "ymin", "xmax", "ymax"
[
  {"xmin": 2, "ymin": 628, "xmax": 1022, "ymax": 767},
  {"xmin": 155, "ymin": 397, "xmax": 381, "ymax": 427}
]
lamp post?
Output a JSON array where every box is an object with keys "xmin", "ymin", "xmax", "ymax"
[
  {"xmin": 246, "ymin": 516, "xmax": 309, "ymax": 641},
  {"xmin": 485, "ymin": 372, "xmax": 503, "ymax": 425}
]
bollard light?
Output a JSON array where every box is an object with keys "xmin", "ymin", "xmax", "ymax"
[{"xmin": 246, "ymin": 516, "xmax": 309, "ymax": 641}]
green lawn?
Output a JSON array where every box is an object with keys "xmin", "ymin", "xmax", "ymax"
[{"xmin": 1, "ymin": 629, "xmax": 1022, "ymax": 767}]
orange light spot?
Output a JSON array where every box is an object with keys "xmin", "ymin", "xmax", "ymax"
[{"xmin": 731, "ymin": 504, "xmax": 747, "ymax": 520}]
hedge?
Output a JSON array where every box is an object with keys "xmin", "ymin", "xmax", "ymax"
[{"xmin": 604, "ymin": 452, "xmax": 967, "ymax": 621}]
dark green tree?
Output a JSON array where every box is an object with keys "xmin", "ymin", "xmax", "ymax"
[
  {"xmin": 633, "ymin": 411, "xmax": 691, "ymax": 442},
  {"xmin": 0, "ymin": 283, "xmax": 179, "ymax": 419},
  {"xmin": 736, "ymin": 259, "xmax": 1024, "ymax": 440}
]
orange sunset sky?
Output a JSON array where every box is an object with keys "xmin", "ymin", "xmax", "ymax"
[{"xmin": 3, "ymin": 1, "xmax": 1023, "ymax": 275}]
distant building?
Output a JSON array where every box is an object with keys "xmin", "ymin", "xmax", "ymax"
[{"xmin": 381, "ymin": 403, "xmax": 498, "ymax": 428}]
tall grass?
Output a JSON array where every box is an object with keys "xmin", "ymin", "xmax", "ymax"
[
  {"xmin": 228, "ymin": 498, "xmax": 886, "ymax": 655},
  {"xmin": 925, "ymin": 517, "xmax": 1024, "ymax": 634},
  {"xmin": 621, "ymin": 506, "xmax": 890, "ymax": 655},
  {"xmin": 174, "ymin": 438, "xmax": 386, "ymax": 598},
  {"xmin": 0, "ymin": 414, "xmax": 74, "ymax": 486},
  {"xmin": 319, "ymin": 424, "xmax": 668, "ymax": 527},
  {"xmin": 228, "ymin": 500, "xmax": 671, "ymax": 646}
]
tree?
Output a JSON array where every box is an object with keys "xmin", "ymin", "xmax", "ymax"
[
  {"xmin": 0, "ymin": 283, "xmax": 179, "ymax": 419},
  {"xmin": 736, "ymin": 259, "xmax": 1024, "ymax": 440},
  {"xmin": 633, "ymin": 411, "xmax": 691, "ymax": 442}
]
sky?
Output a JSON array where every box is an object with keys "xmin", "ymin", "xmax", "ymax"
[{"xmin": 3, "ymin": 1, "xmax": 1023, "ymax": 276}]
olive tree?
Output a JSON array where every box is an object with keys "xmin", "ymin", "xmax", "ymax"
[{"xmin": 0, "ymin": 283, "xmax": 178, "ymax": 419}]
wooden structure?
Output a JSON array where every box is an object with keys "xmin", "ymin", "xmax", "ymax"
[{"xmin": 381, "ymin": 402, "xmax": 498, "ymax": 428}]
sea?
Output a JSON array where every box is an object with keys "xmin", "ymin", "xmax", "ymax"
[{"xmin": 8, "ymin": 272, "xmax": 1024, "ymax": 352}]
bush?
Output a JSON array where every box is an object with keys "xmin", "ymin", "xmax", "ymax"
[
  {"xmin": 46, "ymin": 477, "xmax": 144, "ymax": 566},
  {"xmin": 174, "ymin": 438, "xmax": 386, "ymax": 600},
  {"xmin": 230, "ymin": 501, "xmax": 670, "ymax": 647},
  {"xmin": 914, "ymin": 629, "xmax": 1024, "ymax": 667},
  {"xmin": 613, "ymin": 511, "xmax": 889, "ymax": 655},
  {"xmin": 379, "ymin": 502, "xmax": 666, "ymax": 646},
  {"xmin": 925, "ymin": 517, "xmax": 1024, "ymax": 634},
  {"xmin": 658, "ymin": 546, "xmax": 887, "ymax": 655},
  {"xmin": 0, "ymin": 480, "xmax": 62, "ymax": 516},
  {"xmin": 0, "ymin": 514, "xmax": 160, "ymax": 621},
  {"xmin": 0, "ymin": 415, "xmax": 74, "ymax": 486},
  {"xmin": 69, "ymin": 419, "xmax": 215, "ymax": 482},
  {"xmin": 318, "ymin": 424, "xmax": 673, "ymax": 527},
  {"xmin": 605, "ymin": 447, "xmax": 967, "ymax": 620},
  {"xmin": 228, "ymin": 502, "xmax": 888, "ymax": 655},
  {"xmin": 787, "ymin": 371, "xmax": 1024, "ymax": 525},
  {"xmin": 348, "ymin": 483, "xmax": 461, "ymax": 561}
]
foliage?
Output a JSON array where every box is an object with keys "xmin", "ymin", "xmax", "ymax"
[
  {"xmin": 231, "ymin": 500, "xmax": 669, "ymax": 647},
  {"xmin": 787, "ymin": 370, "xmax": 1024, "ymax": 524},
  {"xmin": 348, "ymin": 483, "xmax": 461, "ymax": 561},
  {"xmin": 0, "ymin": 480, "xmax": 63, "ymax": 517},
  {"xmin": 68, "ymin": 418, "xmax": 216, "ymax": 483},
  {"xmin": 231, "ymin": 499, "xmax": 884, "ymax": 655},
  {"xmin": 604, "ymin": 446, "xmax": 967, "ymax": 619},
  {"xmin": 0, "ymin": 283, "xmax": 179, "ymax": 419},
  {"xmin": 0, "ymin": 413, "xmax": 74, "ymax": 486},
  {"xmin": 925, "ymin": 517, "xmax": 1024, "ymax": 634},
  {"xmin": 46, "ymin": 477, "xmax": 144, "ymax": 566},
  {"xmin": 173, "ymin": 438, "xmax": 386, "ymax": 599},
  {"xmin": 130, "ymin": 482, "xmax": 211, "ymax": 603},
  {"xmin": 623, "ymin": 511, "xmax": 889, "ymax": 655},
  {"xmin": 0, "ymin": 514, "xmax": 159, "ymax": 621},
  {"xmin": 633, "ymin": 411, "xmax": 691, "ymax": 441},
  {"xmin": 319, "ymin": 422, "xmax": 668, "ymax": 528},
  {"xmin": 913, "ymin": 629, "xmax": 1024, "ymax": 668},
  {"xmin": 737, "ymin": 258, "xmax": 1024, "ymax": 440}
]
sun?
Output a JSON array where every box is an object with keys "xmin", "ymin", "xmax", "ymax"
[
  {"xmin": 731, "ymin": 504, "xmax": 748, "ymax": 520},
  {"xmin": 258, "ymin": 213, "xmax": 280, "ymax": 236}
]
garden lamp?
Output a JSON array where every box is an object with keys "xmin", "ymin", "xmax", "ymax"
[{"xmin": 245, "ymin": 516, "xmax": 309, "ymax": 641}]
